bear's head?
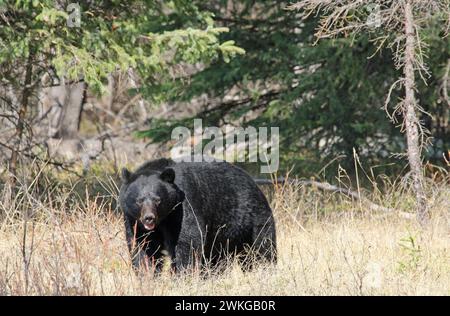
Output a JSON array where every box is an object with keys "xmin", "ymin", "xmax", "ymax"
[{"xmin": 119, "ymin": 167, "xmax": 184, "ymax": 231}]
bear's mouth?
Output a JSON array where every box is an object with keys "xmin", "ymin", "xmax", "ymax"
[{"xmin": 142, "ymin": 220, "xmax": 156, "ymax": 231}]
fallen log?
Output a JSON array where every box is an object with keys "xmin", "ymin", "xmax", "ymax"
[{"xmin": 254, "ymin": 177, "xmax": 414, "ymax": 219}]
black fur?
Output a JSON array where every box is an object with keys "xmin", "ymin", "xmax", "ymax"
[{"xmin": 119, "ymin": 158, "xmax": 277, "ymax": 272}]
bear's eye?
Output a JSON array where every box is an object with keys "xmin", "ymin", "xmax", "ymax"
[
  {"xmin": 153, "ymin": 197, "xmax": 161, "ymax": 205},
  {"xmin": 136, "ymin": 197, "xmax": 145, "ymax": 206}
]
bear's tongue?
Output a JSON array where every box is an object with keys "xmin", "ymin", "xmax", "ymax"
[{"xmin": 144, "ymin": 222, "xmax": 155, "ymax": 231}]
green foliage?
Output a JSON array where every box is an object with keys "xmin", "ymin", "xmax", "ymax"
[
  {"xmin": 0, "ymin": 0, "xmax": 244, "ymax": 94},
  {"xmin": 416, "ymin": 18, "xmax": 450, "ymax": 160},
  {"xmin": 139, "ymin": 1, "xmax": 449, "ymax": 178},
  {"xmin": 397, "ymin": 233, "xmax": 422, "ymax": 274},
  {"xmin": 2, "ymin": 0, "xmax": 447, "ymax": 180},
  {"xmin": 139, "ymin": 1, "xmax": 397, "ymax": 175}
]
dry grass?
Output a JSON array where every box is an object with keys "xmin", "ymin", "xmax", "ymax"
[{"xmin": 0, "ymin": 168, "xmax": 449, "ymax": 296}]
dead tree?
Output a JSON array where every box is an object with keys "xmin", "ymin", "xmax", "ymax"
[
  {"xmin": 402, "ymin": 0, "xmax": 428, "ymax": 224},
  {"xmin": 289, "ymin": 0, "xmax": 450, "ymax": 226},
  {"xmin": 53, "ymin": 81, "xmax": 86, "ymax": 140}
]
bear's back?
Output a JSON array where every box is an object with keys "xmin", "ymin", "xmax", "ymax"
[
  {"xmin": 172, "ymin": 160, "xmax": 272, "ymax": 235},
  {"xmin": 129, "ymin": 158, "xmax": 272, "ymax": 226}
]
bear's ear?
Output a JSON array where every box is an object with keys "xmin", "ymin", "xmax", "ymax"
[
  {"xmin": 121, "ymin": 168, "xmax": 132, "ymax": 183},
  {"xmin": 160, "ymin": 168, "xmax": 175, "ymax": 183}
]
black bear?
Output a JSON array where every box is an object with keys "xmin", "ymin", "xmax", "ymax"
[{"xmin": 119, "ymin": 158, "xmax": 277, "ymax": 272}]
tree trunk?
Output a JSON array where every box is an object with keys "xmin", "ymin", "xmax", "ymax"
[
  {"xmin": 403, "ymin": 1, "xmax": 429, "ymax": 226},
  {"xmin": 9, "ymin": 51, "xmax": 33, "ymax": 188},
  {"xmin": 127, "ymin": 68, "xmax": 147, "ymax": 122},
  {"xmin": 54, "ymin": 81, "xmax": 86, "ymax": 139}
]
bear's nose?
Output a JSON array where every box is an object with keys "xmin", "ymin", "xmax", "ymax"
[{"xmin": 143, "ymin": 214, "xmax": 155, "ymax": 224}]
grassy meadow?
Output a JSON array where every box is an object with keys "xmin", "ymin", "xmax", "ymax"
[{"xmin": 0, "ymin": 163, "xmax": 448, "ymax": 295}]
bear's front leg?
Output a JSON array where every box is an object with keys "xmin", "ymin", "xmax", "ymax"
[
  {"xmin": 143, "ymin": 238, "xmax": 166, "ymax": 273},
  {"xmin": 131, "ymin": 247, "xmax": 149, "ymax": 271},
  {"xmin": 131, "ymin": 241, "xmax": 165, "ymax": 273},
  {"xmin": 124, "ymin": 214, "xmax": 152, "ymax": 271}
]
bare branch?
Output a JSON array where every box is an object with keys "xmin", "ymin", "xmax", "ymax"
[{"xmin": 254, "ymin": 177, "xmax": 415, "ymax": 219}]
